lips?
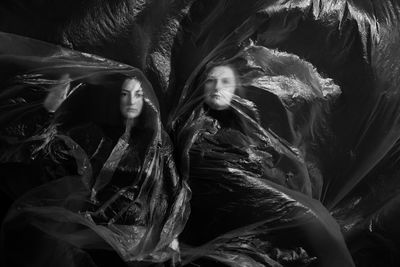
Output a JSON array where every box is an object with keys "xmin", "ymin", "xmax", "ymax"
[{"xmin": 210, "ymin": 92, "xmax": 222, "ymax": 98}]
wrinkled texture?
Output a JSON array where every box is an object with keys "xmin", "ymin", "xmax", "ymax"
[
  {"xmin": 170, "ymin": 43, "xmax": 353, "ymax": 266},
  {"xmin": 0, "ymin": 33, "xmax": 190, "ymax": 266},
  {"xmin": 1, "ymin": 0, "xmax": 400, "ymax": 266}
]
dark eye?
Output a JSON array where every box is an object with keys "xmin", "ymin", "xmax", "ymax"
[
  {"xmin": 121, "ymin": 92, "xmax": 128, "ymax": 97},
  {"xmin": 222, "ymin": 78, "xmax": 231, "ymax": 84},
  {"xmin": 135, "ymin": 91, "xmax": 144, "ymax": 97},
  {"xmin": 205, "ymin": 78, "xmax": 215, "ymax": 85}
]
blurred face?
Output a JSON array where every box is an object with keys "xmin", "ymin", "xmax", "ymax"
[
  {"xmin": 120, "ymin": 78, "xmax": 144, "ymax": 119},
  {"xmin": 204, "ymin": 65, "xmax": 237, "ymax": 110}
]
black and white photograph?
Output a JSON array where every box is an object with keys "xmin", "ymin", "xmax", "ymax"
[{"xmin": 1, "ymin": 1, "xmax": 399, "ymax": 266}]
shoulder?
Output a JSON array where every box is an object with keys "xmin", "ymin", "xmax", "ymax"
[{"xmin": 234, "ymin": 99, "xmax": 261, "ymax": 123}]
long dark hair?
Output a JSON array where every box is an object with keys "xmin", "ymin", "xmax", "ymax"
[
  {"xmin": 56, "ymin": 72, "xmax": 159, "ymax": 164},
  {"xmin": 56, "ymin": 72, "xmax": 156, "ymax": 135}
]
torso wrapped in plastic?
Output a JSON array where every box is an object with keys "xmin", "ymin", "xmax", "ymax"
[
  {"xmin": 0, "ymin": 32, "xmax": 190, "ymax": 267},
  {"xmin": 166, "ymin": 1, "xmax": 400, "ymax": 266},
  {"xmin": 170, "ymin": 45, "xmax": 354, "ymax": 266}
]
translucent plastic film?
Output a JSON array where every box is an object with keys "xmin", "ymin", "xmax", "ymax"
[
  {"xmin": 170, "ymin": 43, "xmax": 353, "ymax": 266},
  {"xmin": 167, "ymin": 1, "xmax": 400, "ymax": 265},
  {"xmin": 2, "ymin": 0, "xmax": 400, "ymax": 266},
  {"xmin": 0, "ymin": 32, "xmax": 190, "ymax": 266}
]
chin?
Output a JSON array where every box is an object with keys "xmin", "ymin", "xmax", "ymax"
[
  {"xmin": 206, "ymin": 100, "xmax": 229, "ymax": 110},
  {"xmin": 124, "ymin": 113, "xmax": 139, "ymax": 119}
]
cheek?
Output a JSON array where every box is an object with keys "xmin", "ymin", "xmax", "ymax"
[
  {"xmin": 138, "ymin": 98, "xmax": 144, "ymax": 108},
  {"xmin": 135, "ymin": 98, "xmax": 144, "ymax": 113},
  {"xmin": 229, "ymin": 86, "xmax": 236, "ymax": 95},
  {"xmin": 222, "ymin": 86, "xmax": 235, "ymax": 96},
  {"xmin": 120, "ymin": 97, "xmax": 128, "ymax": 108},
  {"xmin": 220, "ymin": 87, "xmax": 236, "ymax": 105},
  {"xmin": 204, "ymin": 83, "xmax": 214, "ymax": 94}
]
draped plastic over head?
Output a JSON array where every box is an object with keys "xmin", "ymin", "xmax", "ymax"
[
  {"xmin": 169, "ymin": 44, "xmax": 354, "ymax": 266},
  {"xmin": 167, "ymin": 0, "xmax": 400, "ymax": 265},
  {"xmin": 0, "ymin": 32, "xmax": 190, "ymax": 266}
]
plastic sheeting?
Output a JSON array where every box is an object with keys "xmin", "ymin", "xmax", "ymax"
[
  {"xmin": 169, "ymin": 43, "xmax": 353, "ymax": 266},
  {"xmin": 167, "ymin": 1, "xmax": 400, "ymax": 265},
  {"xmin": 1, "ymin": 0, "xmax": 400, "ymax": 266},
  {"xmin": 0, "ymin": 32, "xmax": 190, "ymax": 267}
]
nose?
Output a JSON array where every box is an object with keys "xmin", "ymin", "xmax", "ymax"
[
  {"xmin": 215, "ymin": 79, "xmax": 223, "ymax": 91},
  {"xmin": 128, "ymin": 94, "xmax": 139, "ymax": 104}
]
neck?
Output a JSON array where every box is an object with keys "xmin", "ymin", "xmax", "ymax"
[{"xmin": 123, "ymin": 118, "xmax": 137, "ymax": 137}]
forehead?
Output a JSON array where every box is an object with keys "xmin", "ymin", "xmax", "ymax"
[
  {"xmin": 207, "ymin": 65, "xmax": 236, "ymax": 78},
  {"xmin": 122, "ymin": 78, "xmax": 142, "ymax": 91}
]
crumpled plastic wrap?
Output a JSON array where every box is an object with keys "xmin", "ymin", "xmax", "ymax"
[
  {"xmin": 1, "ymin": 0, "xmax": 400, "ymax": 266},
  {"xmin": 167, "ymin": 1, "xmax": 400, "ymax": 266},
  {"xmin": 169, "ymin": 42, "xmax": 352, "ymax": 266},
  {"xmin": 0, "ymin": 32, "xmax": 190, "ymax": 267}
]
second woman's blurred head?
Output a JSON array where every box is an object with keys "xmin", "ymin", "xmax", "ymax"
[{"xmin": 204, "ymin": 65, "xmax": 239, "ymax": 110}]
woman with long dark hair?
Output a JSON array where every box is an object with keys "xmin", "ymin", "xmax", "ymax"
[{"xmin": 0, "ymin": 33, "xmax": 189, "ymax": 267}]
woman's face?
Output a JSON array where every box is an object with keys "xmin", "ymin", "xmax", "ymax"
[
  {"xmin": 120, "ymin": 78, "xmax": 144, "ymax": 119},
  {"xmin": 204, "ymin": 65, "xmax": 237, "ymax": 110}
]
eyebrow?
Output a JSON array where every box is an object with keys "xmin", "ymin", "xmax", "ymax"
[{"xmin": 121, "ymin": 86, "xmax": 143, "ymax": 93}]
